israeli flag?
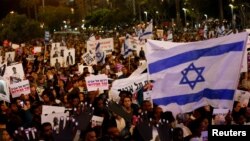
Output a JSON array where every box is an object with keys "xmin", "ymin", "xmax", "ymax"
[
  {"xmin": 146, "ymin": 32, "xmax": 248, "ymax": 115},
  {"xmin": 139, "ymin": 19, "xmax": 153, "ymax": 40},
  {"xmin": 121, "ymin": 34, "xmax": 134, "ymax": 58},
  {"xmin": 95, "ymin": 42, "xmax": 105, "ymax": 64},
  {"xmin": 88, "ymin": 33, "xmax": 96, "ymax": 41}
]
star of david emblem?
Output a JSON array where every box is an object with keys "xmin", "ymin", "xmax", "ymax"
[
  {"xmin": 180, "ymin": 63, "xmax": 205, "ymax": 89},
  {"xmin": 96, "ymin": 52, "xmax": 101, "ymax": 57}
]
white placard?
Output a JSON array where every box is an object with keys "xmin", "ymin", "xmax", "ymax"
[
  {"xmin": 234, "ymin": 89, "xmax": 250, "ymax": 107},
  {"xmin": 5, "ymin": 52, "xmax": 15, "ymax": 64},
  {"xmin": 87, "ymin": 38, "xmax": 114, "ymax": 55},
  {"xmin": 212, "ymin": 108, "xmax": 229, "ymax": 125},
  {"xmin": 4, "ymin": 63, "xmax": 25, "ymax": 84},
  {"xmin": 82, "ymin": 52, "xmax": 96, "ymax": 65},
  {"xmin": 64, "ymin": 48, "xmax": 75, "ymax": 67},
  {"xmin": 85, "ymin": 74, "xmax": 109, "ymax": 91},
  {"xmin": 110, "ymin": 73, "xmax": 148, "ymax": 101},
  {"xmin": 91, "ymin": 115, "xmax": 104, "ymax": 127},
  {"xmin": 41, "ymin": 112, "xmax": 69, "ymax": 128},
  {"xmin": 0, "ymin": 77, "xmax": 10, "ymax": 102},
  {"xmin": 42, "ymin": 105, "xmax": 66, "ymax": 115},
  {"xmin": 12, "ymin": 44, "xmax": 20, "ymax": 49},
  {"xmin": 34, "ymin": 46, "xmax": 42, "ymax": 53},
  {"xmin": 9, "ymin": 80, "xmax": 30, "ymax": 98},
  {"xmin": 78, "ymin": 64, "xmax": 93, "ymax": 74}
]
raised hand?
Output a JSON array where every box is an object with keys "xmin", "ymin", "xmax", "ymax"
[
  {"xmin": 135, "ymin": 111, "xmax": 153, "ymax": 141},
  {"xmin": 13, "ymin": 127, "xmax": 39, "ymax": 141},
  {"xmin": 52, "ymin": 116, "xmax": 78, "ymax": 141},
  {"xmin": 74, "ymin": 102, "xmax": 94, "ymax": 131}
]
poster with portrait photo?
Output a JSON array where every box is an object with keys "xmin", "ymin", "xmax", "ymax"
[
  {"xmin": 51, "ymin": 42, "xmax": 61, "ymax": 51},
  {"xmin": 50, "ymin": 57, "xmax": 64, "ymax": 68},
  {"xmin": 0, "ymin": 77, "xmax": 10, "ymax": 102},
  {"xmin": 64, "ymin": 48, "xmax": 75, "ymax": 67},
  {"xmin": 5, "ymin": 51, "xmax": 15, "ymax": 65},
  {"xmin": 4, "ymin": 63, "xmax": 25, "ymax": 85},
  {"xmin": 50, "ymin": 49, "xmax": 61, "ymax": 58}
]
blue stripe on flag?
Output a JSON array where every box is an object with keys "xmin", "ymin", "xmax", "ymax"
[
  {"xmin": 149, "ymin": 41, "xmax": 244, "ymax": 74},
  {"xmin": 153, "ymin": 89, "xmax": 235, "ymax": 106}
]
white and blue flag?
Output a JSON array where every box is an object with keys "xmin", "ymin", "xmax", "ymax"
[
  {"xmin": 95, "ymin": 42, "xmax": 106, "ymax": 64},
  {"xmin": 139, "ymin": 19, "xmax": 153, "ymax": 40},
  {"xmin": 146, "ymin": 32, "xmax": 248, "ymax": 114},
  {"xmin": 121, "ymin": 34, "xmax": 134, "ymax": 58}
]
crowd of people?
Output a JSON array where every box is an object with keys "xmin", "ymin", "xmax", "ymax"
[{"xmin": 0, "ymin": 20, "xmax": 249, "ymax": 141}]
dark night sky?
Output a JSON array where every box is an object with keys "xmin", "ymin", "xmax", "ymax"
[{"xmin": 0, "ymin": 0, "xmax": 23, "ymax": 20}]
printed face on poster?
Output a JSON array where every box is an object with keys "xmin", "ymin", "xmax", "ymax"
[
  {"xmin": 78, "ymin": 64, "xmax": 94, "ymax": 74},
  {"xmin": 50, "ymin": 57, "xmax": 64, "ymax": 67},
  {"xmin": 5, "ymin": 52, "xmax": 15, "ymax": 64},
  {"xmin": 0, "ymin": 78, "xmax": 10, "ymax": 102},
  {"xmin": 51, "ymin": 42, "xmax": 61, "ymax": 51},
  {"xmin": 64, "ymin": 49, "xmax": 75, "ymax": 66},
  {"xmin": 4, "ymin": 63, "xmax": 25, "ymax": 85},
  {"xmin": 41, "ymin": 112, "xmax": 69, "ymax": 128}
]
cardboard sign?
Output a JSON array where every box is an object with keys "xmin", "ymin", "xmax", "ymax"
[
  {"xmin": 85, "ymin": 74, "xmax": 108, "ymax": 91},
  {"xmin": 9, "ymin": 80, "xmax": 30, "ymax": 98}
]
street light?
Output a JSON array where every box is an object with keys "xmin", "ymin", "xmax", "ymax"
[
  {"xmin": 144, "ymin": 11, "xmax": 148, "ymax": 22},
  {"xmin": 204, "ymin": 14, "xmax": 208, "ymax": 21},
  {"xmin": 10, "ymin": 11, "xmax": 14, "ymax": 14},
  {"xmin": 229, "ymin": 4, "xmax": 234, "ymax": 27},
  {"xmin": 182, "ymin": 8, "xmax": 187, "ymax": 26}
]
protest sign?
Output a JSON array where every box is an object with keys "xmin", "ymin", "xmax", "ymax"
[
  {"xmin": 212, "ymin": 108, "xmax": 229, "ymax": 125},
  {"xmin": 4, "ymin": 63, "xmax": 25, "ymax": 85},
  {"xmin": 82, "ymin": 52, "xmax": 96, "ymax": 65},
  {"xmin": 0, "ymin": 78, "xmax": 10, "ymax": 102},
  {"xmin": 78, "ymin": 64, "xmax": 94, "ymax": 74},
  {"xmin": 41, "ymin": 112, "xmax": 69, "ymax": 128},
  {"xmin": 85, "ymin": 74, "xmax": 108, "ymax": 91},
  {"xmin": 91, "ymin": 115, "xmax": 104, "ymax": 128},
  {"xmin": 33, "ymin": 46, "xmax": 42, "ymax": 53},
  {"xmin": 110, "ymin": 73, "xmax": 148, "ymax": 101},
  {"xmin": 234, "ymin": 89, "xmax": 250, "ymax": 107},
  {"xmin": 9, "ymin": 80, "xmax": 30, "ymax": 98},
  {"xmin": 87, "ymin": 38, "xmax": 114, "ymax": 55},
  {"xmin": 42, "ymin": 105, "xmax": 66, "ymax": 115}
]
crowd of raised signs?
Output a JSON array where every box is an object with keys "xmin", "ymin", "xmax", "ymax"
[{"xmin": 0, "ymin": 21, "xmax": 250, "ymax": 141}]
